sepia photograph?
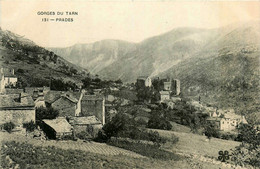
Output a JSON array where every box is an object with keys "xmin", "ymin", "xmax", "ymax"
[{"xmin": 0, "ymin": 0, "xmax": 259, "ymax": 168}]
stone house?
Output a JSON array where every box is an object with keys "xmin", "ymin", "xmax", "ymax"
[
  {"xmin": 1, "ymin": 68, "xmax": 18, "ymax": 88},
  {"xmin": 25, "ymin": 87, "xmax": 51, "ymax": 108},
  {"xmin": 163, "ymin": 79, "xmax": 180, "ymax": 95},
  {"xmin": 51, "ymin": 92, "xmax": 83, "ymax": 118},
  {"xmin": 70, "ymin": 116, "xmax": 102, "ymax": 138},
  {"xmin": 81, "ymin": 95, "xmax": 105, "ymax": 125},
  {"xmin": 207, "ymin": 109, "xmax": 248, "ymax": 131},
  {"xmin": 42, "ymin": 117, "xmax": 73, "ymax": 139},
  {"xmin": 159, "ymin": 91, "xmax": 171, "ymax": 102},
  {"xmin": 0, "ymin": 93, "xmax": 35, "ymax": 127},
  {"xmin": 136, "ymin": 76, "xmax": 152, "ymax": 88}
]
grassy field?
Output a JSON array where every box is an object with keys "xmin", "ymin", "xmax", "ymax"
[
  {"xmin": 0, "ymin": 131, "xmax": 245, "ymax": 169},
  {"xmin": 1, "ymin": 140, "xmax": 207, "ymax": 169},
  {"xmin": 151, "ymin": 129, "xmax": 241, "ymax": 158}
]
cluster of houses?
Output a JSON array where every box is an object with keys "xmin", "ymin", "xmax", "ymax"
[
  {"xmin": 0, "ymin": 68, "xmax": 251, "ymax": 139},
  {"xmin": 189, "ymin": 100, "xmax": 248, "ymax": 132},
  {"xmin": 0, "ymin": 68, "xmax": 112, "ymax": 139},
  {"xmin": 135, "ymin": 75, "xmax": 248, "ymax": 132}
]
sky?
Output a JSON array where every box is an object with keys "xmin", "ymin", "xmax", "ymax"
[{"xmin": 0, "ymin": 0, "xmax": 260, "ymax": 47}]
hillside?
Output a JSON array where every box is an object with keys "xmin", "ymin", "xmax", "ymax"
[
  {"xmin": 50, "ymin": 21, "xmax": 260, "ymax": 120},
  {"xmin": 50, "ymin": 40, "xmax": 136, "ymax": 75},
  {"xmin": 0, "ymin": 28, "xmax": 89, "ymax": 88}
]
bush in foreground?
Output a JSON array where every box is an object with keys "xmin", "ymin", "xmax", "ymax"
[
  {"xmin": 100, "ymin": 113, "xmax": 166, "ymax": 145},
  {"xmin": 23, "ymin": 121, "xmax": 37, "ymax": 132},
  {"xmin": 2, "ymin": 122, "xmax": 15, "ymax": 133}
]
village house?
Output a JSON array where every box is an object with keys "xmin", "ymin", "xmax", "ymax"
[
  {"xmin": 159, "ymin": 91, "xmax": 171, "ymax": 102},
  {"xmin": 46, "ymin": 91, "xmax": 84, "ymax": 118},
  {"xmin": 162, "ymin": 78, "xmax": 180, "ymax": 95},
  {"xmin": 1, "ymin": 68, "xmax": 18, "ymax": 88},
  {"xmin": 25, "ymin": 87, "xmax": 50, "ymax": 108},
  {"xmin": 136, "ymin": 76, "xmax": 152, "ymax": 88},
  {"xmin": 81, "ymin": 94, "xmax": 105, "ymax": 125},
  {"xmin": 206, "ymin": 109, "xmax": 247, "ymax": 131},
  {"xmin": 42, "ymin": 117, "xmax": 73, "ymax": 139},
  {"xmin": 159, "ymin": 78, "xmax": 181, "ymax": 103},
  {"xmin": 70, "ymin": 116, "xmax": 102, "ymax": 138},
  {"xmin": 0, "ymin": 68, "xmax": 18, "ymax": 94},
  {"xmin": 0, "ymin": 93, "xmax": 35, "ymax": 127}
]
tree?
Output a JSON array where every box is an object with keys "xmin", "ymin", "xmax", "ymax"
[
  {"xmin": 136, "ymin": 87, "xmax": 153, "ymax": 102},
  {"xmin": 147, "ymin": 110, "xmax": 172, "ymax": 130},
  {"xmin": 204, "ymin": 123, "xmax": 220, "ymax": 139},
  {"xmin": 36, "ymin": 107, "xmax": 59, "ymax": 123},
  {"xmin": 232, "ymin": 123, "xmax": 260, "ymax": 167},
  {"xmin": 102, "ymin": 113, "xmax": 135, "ymax": 139}
]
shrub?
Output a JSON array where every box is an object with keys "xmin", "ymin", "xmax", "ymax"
[
  {"xmin": 99, "ymin": 113, "xmax": 166, "ymax": 145},
  {"xmin": 17, "ymin": 68, "xmax": 25, "ymax": 73},
  {"xmin": 3, "ymin": 122, "xmax": 15, "ymax": 133},
  {"xmin": 76, "ymin": 131, "xmax": 91, "ymax": 140},
  {"xmin": 61, "ymin": 135, "xmax": 74, "ymax": 140},
  {"xmin": 231, "ymin": 123, "xmax": 260, "ymax": 167},
  {"xmin": 36, "ymin": 107, "xmax": 59, "ymax": 123},
  {"xmin": 147, "ymin": 111, "xmax": 172, "ymax": 130},
  {"xmin": 204, "ymin": 123, "xmax": 220, "ymax": 139},
  {"xmin": 23, "ymin": 120, "xmax": 37, "ymax": 132}
]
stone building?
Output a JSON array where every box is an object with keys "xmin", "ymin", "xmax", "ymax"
[
  {"xmin": 1, "ymin": 68, "xmax": 18, "ymax": 87},
  {"xmin": 50, "ymin": 92, "xmax": 83, "ymax": 118},
  {"xmin": 42, "ymin": 117, "xmax": 73, "ymax": 139},
  {"xmin": 81, "ymin": 95, "xmax": 105, "ymax": 125},
  {"xmin": 0, "ymin": 93, "xmax": 35, "ymax": 127},
  {"xmin": 159, "ymin": 91, "xmax": 171, "ymax": 102},
  {"xmin": 70, "ymin": 116, "xmax": 102, "ymax": 138},
  {"xmin": 136, "ymin": 76, "xmax": 152, "ymax": 88},
  {"xmin": 163, "ymin": 79, "xmax": 180, "ymax": 95},
  {"xmin": 206, "ymin": 109, "xmax": 248, "ymax": 131},
  {"xmin": 25, "ymin": 87, "xmax": 51, "ymax": 108}
]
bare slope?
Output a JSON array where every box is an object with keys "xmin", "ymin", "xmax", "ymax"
[{"xmin": 0, "ymin": 28, "xmax": 89, "ymax": 87}]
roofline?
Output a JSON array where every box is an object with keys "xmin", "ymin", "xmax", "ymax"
[{"xmin": 0, "ymin": 106, "xmax": 35, "ymax": 110}]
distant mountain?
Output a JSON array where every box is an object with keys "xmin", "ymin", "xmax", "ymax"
[
  {"xmin": 0, "ymin": 28, "xmax": 90, "ymax": 87},
  {"xmin": 50, "ymin": 40, "xmax": 136, "ymax": 75},
  {"xmin": 50, "ymin": 21, "xmax": 260, "ymax": 83},
  {"xmin": 50, "ymin": 21, "xmax": 260, "ymax": 120}
]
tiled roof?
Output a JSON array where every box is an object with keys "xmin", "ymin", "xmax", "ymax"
[
  {"xmin": 159, "ymin": 91, "xmax": 171, "ymax": 95},
  {"xmin": 72, "ymin": 116, "xmax": 102, "ymax": 125},
  {"xmin": 82, "ymin": 94, "xmax": 104, "ymax": 101},
  {"xmin": 5, "ymin": 88, "xmax": 24, "ymax": 94},
  {"xmin": 0, "ymin": 93, "xmax": 34, "ymax": 108},
  {"xmin": 44, "ymin": 91, "xmax": 64, "ymax": 104},
  {"xmin": 61, "ymin": 94, "xmax": 78, "ymax": 103},
  {"xmin": 207, "ymin": 117, "xmax": 222, "ymax": 121},
  {"xmin": 43, "ymin": 117, "xmax": 72, "ymax": 133},
  {"xmin": 44, "ymin": 90, "xmax": 82, "ymax": 104},
  {"xmin": 224, "ymin": 112, "xmax": 242, "ymax": 120}
]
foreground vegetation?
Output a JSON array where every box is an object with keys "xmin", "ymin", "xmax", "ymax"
[
  {"xmin": 1, "ymin": 141, "xmax": 184, "ymax": 169},
  {"xmin": 107, "ymin": 139, "xmax": 181, "ymax": 160}
]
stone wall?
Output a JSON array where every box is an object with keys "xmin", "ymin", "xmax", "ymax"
[{"xmin": 0, "ymin": 108, "xmax": 35, "ymax": 127}]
